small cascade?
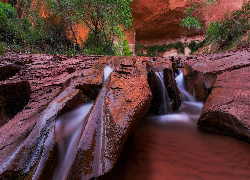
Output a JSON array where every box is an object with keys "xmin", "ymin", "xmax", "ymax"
[
  {"xmin": 103, "ymin": 66, "xmax": 113, "ymax": 84},
  {"xmin": 175, "ymin": 70, "xmax": 195, "ymax": 102},
  {"xmin": 53, "ymin": 103, "xmax": 93, "ymax": 180},
  {"xmin": 53, "ymin": 65, "xmax": 113, "ymax": 180},
  {"xmin": 154, "ymin": 71, "xmax": 172, "ymax": 114}
]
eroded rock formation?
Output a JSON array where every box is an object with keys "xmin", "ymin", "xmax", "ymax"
[
  {"xmin": 183, "ymin": 46, "xmax": 250, "ymax": 142},
  {"xmin": 0, "ymin": 46, "xmax": 250, "ymax": 179},
  {"xmin": 0, "ymin": 54, "xmax": 164, "ymax": 179}
]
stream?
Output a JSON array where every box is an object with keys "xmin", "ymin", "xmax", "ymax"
[{"xmin": 100, "ymin": 71, "xmax": 250, "ymax": 180}]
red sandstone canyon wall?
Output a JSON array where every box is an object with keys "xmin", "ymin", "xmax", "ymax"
[
  {"xmin": 1, "ymin": 0, "xmax": 245, "ymax": 45},
  {"xmin": 131, "ymin": 0, "xmax": 245, "ymax": 45}
]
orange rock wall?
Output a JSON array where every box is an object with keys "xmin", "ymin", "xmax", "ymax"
[
  {"xmin": 1, "ymin": 0, "xmax": 245, "ymax": 45},
  {"xmin": 131, "ymin": 0, "xmax": 245, "ymax": 45}
]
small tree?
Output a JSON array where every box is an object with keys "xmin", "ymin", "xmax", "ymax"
[{"xmin": 180, "ymin": 0, "xmax": 217, "ymax": 49}]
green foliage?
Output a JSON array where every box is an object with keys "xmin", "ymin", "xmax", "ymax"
[
  {"xmin": 83, "ymin": 31, "xmax": 115, "ymax": 55},
  {"xmin": 205, "ymin": 1, "xmax": 250, "ymax": 51},
  {"xmin": 0, "ymin": 41, "xmax": 7, "ymax": 55},
  {"xmin": 18, "ymin": 0, "xmax": 133, "ymax": 56},
  {"xmin": 72, "ymin": 0, "xmax": 133, "ymax": 55},
  {"xmin": 188, "ymin": 41, "xmax": 197, "ymax": 54},
  {"xmin": 0, "ymin": 2, "xmax": 28, "ymax": 44},
  {"xmin": 136, "ymin": 41, "xmax": 184, "ymax": 57},
  {"xmin": 115, "ymin": 39, "xmax": 133, "ymax": 56},
  {"xmin": 174, "ymin": 41, "xmax": 184, "ymax": 53},
  {"xmin": 180, "ymin": 15, "xmax": 202, "ymax": 30},
  {"xmin": 0, "ymin": 2, "xmax": 81, "ymax": 55},
  {"xmin": 180, "ymin": 0, "xmax": 217, "ymax": 48}
]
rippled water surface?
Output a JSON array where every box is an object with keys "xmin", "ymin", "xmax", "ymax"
[{"xmin": 102, "ymin": 102, "xmax": 250, "ymax": 180}]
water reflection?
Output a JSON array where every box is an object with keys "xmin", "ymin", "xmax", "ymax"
[{"xmin": 102, "ymin": 101, "xmax": 250, "ymax": 180}]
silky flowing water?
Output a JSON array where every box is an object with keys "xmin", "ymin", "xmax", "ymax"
[
  {"xmin": 102, "ymin": 71, "xmax": 250, "ymax": 180},
  {"xmin": 154, "ymin": 71, "xmax": 172, "ymax": 114},
  {"xmin": 53, "ymin": 66, "xmax": 250, "ymax": 180}
]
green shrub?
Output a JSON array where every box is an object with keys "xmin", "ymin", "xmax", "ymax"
[
  {"xmin": 135, "ymin": 41, "xmax": 185, "ymax": 57},
  {"xmin": 0, "ymin": 2, "xmax": 81, "ymax": 55},
  {"xmin": 174, "ymin": 41, "xmax": 184, "ymax": 54},
  {"xmin": 83, "ymin": 31, "xmax": 115, "ymax": 55},
  {"xmin": 0, "ymin": 41, "xmax": 7, "ymax": 55},
  {"xmin": 205, "ymin": 1, "xmax": 250, "ymax": 51},
  {"xmin": 137, "ymin": 52, "xmax": 145, "ymax": 56},
  {"xmin": 115, "ymin": 39, "xmax": 133, "ymax": 56},
  {"xmin": 188, "ymin": 41, "xmax": 197, "ymax": 54}
]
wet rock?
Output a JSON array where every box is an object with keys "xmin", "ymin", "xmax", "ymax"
[
  {"xmin": 164, "ymin": 68, "xmax": 181, "ymax": 111},
  {"xmin": 183, "ymin": 48, "xmax": 250, "ymax": 101},
  {"xmin": 0, "ymin": 54, "xmax": 103, "ymax": 179},
  {"xmin": 147, "ymin": 70, "xmax": 163, "ymax": 114},
  {"xmin": 0, "ymin": 87, "xmax": 88, "ymax": 180},
  {"xmin": 198, "ymin": 66, "xmax": 250, "ymax": 143},
  {"xmin": 0, "ymin": 54, "xmax": 153, "ymax": 180},
  {"xmin": 147, "ymin": 67, "xmax": 181, "ymax": 113},
  {"xmin": 67, "ymin": 57, "xmax": 152, "ymax": 179},
  {"xmin": 183, "ymin": 48, "xmax": 250, "ymax": 142}
]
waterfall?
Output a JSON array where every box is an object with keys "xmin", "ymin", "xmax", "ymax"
[
  {"xmin": 154, "ymin": 71, "xmax": 172, "ymax": 114},
  {"xmin": 175, "ymin": 70, "xmax": 195, "ymax": 102},
  {"xmin": 53, "ymin": 103, "xmax": 93, "ymax": 180},
  {"xmin": 53, "ymin": 65, "xmax": 113, "ymax": 180},
  {"xmin": 103, "ymin": 66, "xmax": 113, "ymax": 84}
]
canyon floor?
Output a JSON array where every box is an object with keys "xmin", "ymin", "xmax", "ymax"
[{"xmin": 0, "ymin": 45, "xmax": 250, "ymax": 179}]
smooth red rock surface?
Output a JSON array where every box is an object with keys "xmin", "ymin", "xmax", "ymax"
[
  {"xmin": 183, "ymin": 47, "xmax": 250, "ymax": 142},
  {"xmin": 68, "ymin": 56, "xmax": 152, "ymax": 179},
  {"xmin": 198, "ymin": 66, "xmax": 250, "ymax": 142},
  {"xmin": 0, "ymin": 54, "xmax": 153, "ymax": 179},
  {"xmin": 131, "ymin": 0, "xmax": 244, "ymax": 44}
]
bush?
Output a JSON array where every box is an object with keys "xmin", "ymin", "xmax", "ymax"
[
  {"xmin": 205, "ymin": 1, "xmax": 250, "ymax": 50},
  {"xmin": 136, "ymin": 52, "xmax": 145, "ymax": 56},
  {"xmin": 174, "ymin": 41, "xmax": 184, "ymax": 54},
  {"xmin": 115, "ymin": 39, "xmax": 133, "ymax": 56},
  {"xmin": 135, "ymin": 41, "xmax": 185, "ymax": 57},
  {"xmin": 83, "ymin": 31, "xmax": 115, "ymax": 55},
  {"xmin": 0, "ymin": 2, "xmax": 25, "ymax": 44},
  {"xmin": 0, "ymin": 2, "xmax": 81, "ymax": 55},
  {"xmin": 188, "ymin": 41, "xmax": 197, "ymax": 54}
]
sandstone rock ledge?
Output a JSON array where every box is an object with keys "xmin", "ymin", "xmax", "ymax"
[
  {"xmin": 0, "ymin": 54, "xmax": 152, "ymax": 179},
  {"xmin": 183, "ymin": 48, "xmax": 250, "ymax": 142},
  {"xmin": 198, "ymin": 66, "xmax": 250, "ymax": 142}
]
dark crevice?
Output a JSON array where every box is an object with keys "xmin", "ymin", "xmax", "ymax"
[
  {"xmin": 76, "ymin": 84, "xmax": 102, "ymax": 101},
  {"xmin": 0, "ymin": 81, "xmax": 31, "ymax": 127},
  {"xmin": 0, "ymin": 65, "xmax": 21, "ymax": 81}
]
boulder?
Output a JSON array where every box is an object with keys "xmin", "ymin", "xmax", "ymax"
[
  {"xmin": 183, "ymin": 49, "xmax": 250, "ymax": 101},
  {"xmin": 183, "ymin": 48, "xmax": 250, "ymax": 142},
  {"xmin": 198, "ymin": 66, "xmax": 250, "ymax": 142},
  {"xmin": 0, "ymin": 54, "xmax": 103, "ymax": 179},
  {"xmin": 146, "ymin": 57, "xmax": 181, "ymax": 114}
]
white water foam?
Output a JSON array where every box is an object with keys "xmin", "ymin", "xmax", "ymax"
[
  {"xmin": 103, "ymin": 66, "xmax": 113, "ymax": 84},
  {"xmin": 175, "ymin": 70, "xmax": 195, "ymax": 102},
  {"xmin": 154, "ymin": 71, "xmax": 172, "ymax": 114}
]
